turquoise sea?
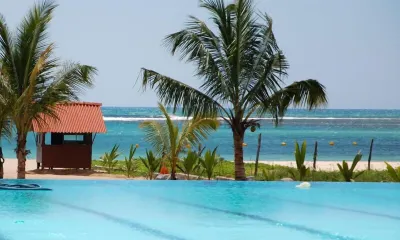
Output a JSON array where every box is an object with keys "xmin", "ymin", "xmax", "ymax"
[{"xmin": 1, "ymin": 108, "xmax": 400, "ymax": 161}]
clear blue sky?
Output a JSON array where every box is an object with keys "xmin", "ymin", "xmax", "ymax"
[{"xmin": 1, "ymin": 0, "xmax": 399, "ymax": 108}]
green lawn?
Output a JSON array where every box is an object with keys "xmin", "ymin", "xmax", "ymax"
[{"xmin": 92, "ymin": 160, "xmax": 393, "ymax": 182}]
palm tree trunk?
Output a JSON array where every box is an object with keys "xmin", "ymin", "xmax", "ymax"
[
  {"xmin": 254, "ymin": 133, "xmax": 262, "ymax": 176},
  {"xmin": 16, "ymin": 131, "xmax": 28, "ymax": 179},
  {"xmin": 171, "ymin": 157, "xmax": 177, "ymax": 180},
  {"xmin": 233, "ymin": 130, "xmax": 246, "ymax": 181}
]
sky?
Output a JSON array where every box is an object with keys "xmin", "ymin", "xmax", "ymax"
[{"xmin": 1, "ymin": 0, "xmax": 399, "ymax": 109}]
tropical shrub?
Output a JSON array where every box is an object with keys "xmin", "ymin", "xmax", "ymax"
[
  {"xmin": 177, "ymin": 151, "xmax": 200, "ymax": 180},
  {"xmin": 289, "ymin": 141, "xmax": 309, "ymax": 181},
  {"xmin": 261, "ymin": 169, "xmax": 276, "ymax": 181},
  {"xmin": 199, "ymin": 148, "xmax": 220, "ymax": 180},
  {"xmin": 140, "ymin": 150, "xmax": 161, "ymax": 180},
  {"xmin": 384, "ymin": 162, "xmax": 400, "ymax": 182},
  {"xmin": 337, "ymin": 152, "xmax": 364, "ymax": 182},
  {"xmin": 124, "ymin": 144, "xmax": 138, "ymax": 178},
  {"xmin": 140, "ymin": 103, "xmax": 218, "ymax": 180},
  {"xmin": 101, "ymin": 145, "xmax": 120, "ymax": 174}
]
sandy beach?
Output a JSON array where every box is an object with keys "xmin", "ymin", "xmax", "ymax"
[
  {"xmin": 2, "ymin": 159, "xmax": 126, "ymax": 180},
  {"xmin": 244, "ymin": 160, "xmax": 400, "ymax": 171},
  {"xmin": 2, "ymin": 159, "xmax": 399, "ymax": 179}
]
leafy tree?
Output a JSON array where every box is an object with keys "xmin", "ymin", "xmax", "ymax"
[
  {"xmin": 0, "ymin": 0, "xmax": 97, "ymax": 178},
  {"xmin": 140, "ymin": 0, "xmax": 327, "ymax": 180},
  {"xmin": 140, "ymin": 103, "xmax": 218, "ymax": 180}
]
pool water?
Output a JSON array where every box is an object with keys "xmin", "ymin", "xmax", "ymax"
[{"xmin": 0, "ymin": 181, "xmax": 399, "ymax": 240}]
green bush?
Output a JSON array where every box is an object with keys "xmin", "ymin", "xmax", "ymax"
[
  {"xmin": 100, "ymin": 144, "xmax": 120, "ymax": 174},
  {"xmin": 177, "ymin": 151, "xmax": 200, "ymax": 180},
  {"xmin": 289, "ymin": 141, "xmax": 309, "ymax": 181},
  {"xmin": 124, "ymin": 144, "xmax": 138, "ymax": 178},
  {"xmin": 337, "ymin": 152, "xmax": 364, "ymax": 182},
  {"xmin": 200, "ymin": 148, "xmax": 220, "ymax": 180},
  {"xmin": 385, "ymin": 162, "xmax": 400, "ymax": 182},
  {"xmin": 140, "ymin": 150, "xmax": 161, "ymax": 180}
]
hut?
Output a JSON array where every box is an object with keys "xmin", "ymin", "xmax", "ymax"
[{"xmin": 32, "ymin": 102, "xmax": 106, "ymax": 170}]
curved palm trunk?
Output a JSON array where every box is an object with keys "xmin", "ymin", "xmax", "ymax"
[
  {"xmin": 16, "ymin": 132, "xmax": 27, "ymax": 179},
  {"xmin": 170, "ymin": 157, "xmax": 177, "ymax": 180},
  {"xmin": 233, "ymin": 129, "xmax": 246, "ymax": 181}
]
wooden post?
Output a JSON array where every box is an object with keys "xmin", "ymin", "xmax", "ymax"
[
  {"xmin": 254, "ymin": 133, "xmax": 262, "ymax": 176},
  {"xmin": 0, "ymin": 147, "xmax": 4, "ymax": 179},
  {"xmin": 368, "ymin": 139, "xmax": 374, "ymax": 170},
  {"xmin": 313, "ymin": 141, "xmax": 318, "ymax": 169}
]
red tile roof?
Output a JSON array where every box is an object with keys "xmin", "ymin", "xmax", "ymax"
[{"xmin": 32, "ymin": 102, "xmax": 107, "ymax": 133}]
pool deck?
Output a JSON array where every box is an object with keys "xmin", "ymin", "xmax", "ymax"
[{"xmin": 2, "ymin": 159, "xmax": 399, "ymax": 179}]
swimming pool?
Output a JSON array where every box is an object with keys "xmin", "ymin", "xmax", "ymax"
[{"xmin": 0, "ymin": 181, "xmax": 399, "ymax": 240}]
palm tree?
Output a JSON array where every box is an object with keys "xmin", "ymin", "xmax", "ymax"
[
  {"xmin": 140, "ymin": 0, "xmax": 327, "ymax": 180},
  {"xmin": 140, "ymin": 103, "xmax": 219, "ymax": 180},
  {"xmin": 0, "ymin": 0, "xmax": 97, "ymax": 179}
]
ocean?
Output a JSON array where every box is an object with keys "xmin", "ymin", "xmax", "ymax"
[{"xmin": 1, "ymin": 108, "xmax": 399, "ymax": 161}]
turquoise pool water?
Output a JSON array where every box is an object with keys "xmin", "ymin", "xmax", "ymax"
[{"xmin": 0, "ymin": 181, "xmax": 399, "ymax": 240}]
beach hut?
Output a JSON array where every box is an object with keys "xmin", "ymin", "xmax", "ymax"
[{"xmin": 32, "ymin": 102, "xmax": 106, "ymax": 170}]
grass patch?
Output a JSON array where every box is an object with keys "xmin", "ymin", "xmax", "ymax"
[{"xmin": 92, "ymin": 160, "xmax": 393, "ymax": 182}]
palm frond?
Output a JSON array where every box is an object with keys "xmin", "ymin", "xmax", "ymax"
[
  {"xmin": 139, "ymin": 121, "xmax": 169, "ymax": 157},
  {"xmin": 241, "ymin": 51, "xmax": 288, "ymax": 109},
  {"xmin": 165, "ymin": 15, "xmax": 233, "ymax": 104},
  {"xmin": 0, "ymin": 89, "xmax": 12, "ymax": 140},
  {"xmin": 199, "ymin": 0, "xmax": 234, "ymax": 48},
  {"xmin": 42, "ymin": 62, "xmax": 96, "ymax": 102},
  {"xmin": 157, "ymin": 103, "xmax": 179, "ymax": 157},
  {"xmin": 141, "ymin": 68, "xmax": 222, "ymax": 118},
  {"xmin": 14, "ymin": 0, "xmax": 57, "ymax": 91},
  {"xmin": 0, "ymin": 14, "xmax": 18, "ymax": 85},
  {"xmin": 179, "ymin": 117, "xmax": 219, "ymax": 150},
  {"xmin": 255, "ymin": 79, "xmax": 327, "ymax": 125}
]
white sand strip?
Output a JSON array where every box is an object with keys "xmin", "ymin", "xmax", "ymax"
[
  {"xmin": 245, "ymin": 160, "xmax": 400, "ymax": 171},
  {"xmin": 2, "ymin": 159, "xmax": 125, "ymax": 180}
]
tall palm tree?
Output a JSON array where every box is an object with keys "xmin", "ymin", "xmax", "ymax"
[
  {"xmin": 141, "ymin": 0, "xmax": 327, "ymax": 180},
  {"xmin": 140, "ymin": 103, "xmax": 219, "ymax": 180},
  {"xmin": 0, "ymin": 0, "xmax": 97, "ymax": 179}
]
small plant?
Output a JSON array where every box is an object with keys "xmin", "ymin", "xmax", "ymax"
[
  {"xmin": 289, "ymin": 141, "xmax": 309, "ymax": 181},
  {"xmin": 124, "ymin": 144, "xmax": 138, "ymax": 178},
  {"xmin": 140, "ymin": 150, "xmax": 161, "ymax": 180},
  {"xmin": 199, "ymin": 147, "xmax": 220, "ymax": 180},
  {"xmin": 337, "ymin": 152, "xmax": 364, "ymax": 182},
  {"xmin": 177, "ymin": 151, "xmax": 200, "ymax": 180},
  {"xmin": 195, "ymin": 143, "xmax": 206, "ymax": 157},
  {"xmin": 384, "ymin": 162, "xmax": 400, "ymax": 182},
  {"xmin": 261, "ymin": 169, "xmax": 276, "ymax": 181},
  {"xmin": 100, "ymin": 144, "xmax": 120, "ymax": 174}
]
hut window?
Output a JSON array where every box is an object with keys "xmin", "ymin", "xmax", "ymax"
[{"xmin": 63, "ymin": 134, "xmax": 84, "ymax": 143}]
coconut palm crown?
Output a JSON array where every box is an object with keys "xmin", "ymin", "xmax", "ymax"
[{"xmin": 0, "ymin": 0, "xmax": 97, "ymax": 178}]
